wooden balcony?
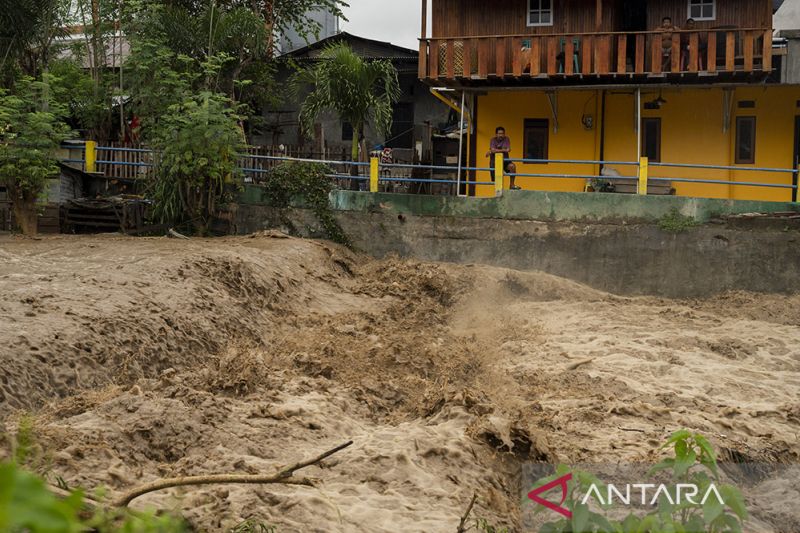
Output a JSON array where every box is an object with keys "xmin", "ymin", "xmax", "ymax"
[{"xmin": 419, "ymin": 28, "xmax": 774, "ymax": 86}]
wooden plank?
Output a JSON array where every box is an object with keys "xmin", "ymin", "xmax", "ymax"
[
  {"xmin": 726, "ymin": 32, "xmax": 735, "ymax": 71},
  {"xmin": 530, "ymin": 37, "xmax": 541, "ymax": 75},
  {"xmin": 652, "ymin": 34, "xmax": 662, "ymax": 74},
  {"xmin": 429, "ymin": 40, "xmax": 440, "ymax": 78},
  {"xmin": 547, "ymin": 37, "xmax": 557, "ymax": 75},
  {"xmin": 744, "ymin": 31, "xmax": 754, "ymax": 71},
  {"xmin": 477, "ymin": 38, "xmax": 489, "ymax": 78},
  {"xmin": 616, "ymin": 34, "xmax": 627, "ymax": 73},
  {"xmin": 762, "ymin": 29, "xmax": 772, "ymax": 71},
  {"xmin": 582, "ymin": 36, "xmax": 593, "ymax": 74},
  {"xmin": 446, "ymin": 40, "xmax": 455, "ymax": 79},
  {"xmin": 671, "ymin": 33, "xmax": 680, "ymax": 72},
  {"xmin": 511, "ymin": 37, "xmax": 522, "ymax": 76},
  {"xmin": 496, "ymin": 37, "xmax": 507, "ymax": 77},
  {"xmin": 707, "ymin": 32, "xmax": 717, "ymax": 72},
  {"xmin": 462, "ymin": 39, "xmax": 472, "ymax": 77},
  {"xmin": 635, "ymin": 34, "xmax": 645, "ymax": 73},
  {"xmin": 596, "ymin": 35, "xmax": 610, "ymax": 74},
  {"xmin": 689, "ymin": 33, "xmax": 698, "ymax": 72},
  {"xmin": 564, "ymin": 37, "xmax": 575, "ymax": 75}
]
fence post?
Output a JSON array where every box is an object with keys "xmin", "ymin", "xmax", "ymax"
[
  {"xmin": 85, "ymin": 141, "xmax": 97, "ymax": 173},
  {"xmin": 495, "ymin": 153, "xmax": 504, "ymax": 197},
  {"xmin": 369, "ymin": 157, "xmax": 379, "ymax": 193},
  {"xmin": 638, "ymin": 156, "xmax": 649, "ymax": 195}
]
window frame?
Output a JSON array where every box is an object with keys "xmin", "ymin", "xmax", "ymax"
[
  {"xmin": 735, "ymin": 116, "xmax": 757, "ymax": 165},
  {"xmin": 527, "ymin": 0, "xmax": 554, "ymax": 27},
  {"xmin": 641, "ymin": 117, "xmax": 662, "ymax": 163},
  {"xmin": 523, "ymin": 118, "xmax": 550, "ymax": 162},
  {"xmin": 687, "ymin": 0, "xmax": 716, "ymax": 22}
]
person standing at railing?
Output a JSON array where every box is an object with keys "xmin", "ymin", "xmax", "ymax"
[
  {"xmin": 487, "ymin": 127, "xmax": 520, "ymax": 190},
  {"xmin": 681, "ymin": 19, "xmax": 707, "ymax": 71},
  {"xmin": 659, "ymin": 17, "xmax": 679, "ymax": 68}
]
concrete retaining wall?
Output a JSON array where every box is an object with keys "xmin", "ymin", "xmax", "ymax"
[{"xmin": 232, "ymin": 189, "xmax": 800, "ymax": 298}]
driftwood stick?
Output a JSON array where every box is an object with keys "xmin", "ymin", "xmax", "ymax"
[
  {"xmin": 114, "ymin": 440, "xmax": 353, "ymax": 507},
  {"xmin": 456, "ymin": 493, "xmax": 478, "ymax": 533}
]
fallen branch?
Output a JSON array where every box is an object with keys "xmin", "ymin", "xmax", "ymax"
[
  {"xmin": 456, "ymin": 493, "xmax": 478, "ymax": 533},
  {"xmin": 566, "ymin": 358, "xmax": 595, "ymax": 371},
  {"xmin": 114, "ymin": 440, "xmax": 353, "ymax": 507}
]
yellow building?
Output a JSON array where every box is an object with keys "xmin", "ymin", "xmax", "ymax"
[
  {"xmin": 472, "ymin": 85, "xmax": 799, "ymax": 201},
  {"xmin": 419, "ymin": 0, "xmax": 799, "ymax": 203}
]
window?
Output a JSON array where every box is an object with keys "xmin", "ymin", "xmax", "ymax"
[
  {"xmin": 736, "ymin": 116, "xmax": 756, "ymax": 164},
  {"xmin": 523, "ymin": 119, "xmax": 549, "ymax": 161},
  {"xmin": 688, "ymin": 0, "xmax": 716, "ymax": 21},
  {"xmin": 641, "ymin": 118, "xmax": 661, "ymax": 162},
  {"xmin": 528, "ymin": 0, "xmax": 553, "ymax": 27},
  {"xmin": 341, "ymin": 122, "xmax": 353, "ymax": 142}
]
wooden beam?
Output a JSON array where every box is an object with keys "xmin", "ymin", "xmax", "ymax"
[
  {"xmin": 635, "ymin": 34, "xmax": 645, "ymax": 73},
  {"xmin": 595, "ymin": 0, "xmax": 603, "ymax": 31},
  {"xmin": 762, "ymin": 29, "xmax": 773, "ymax": 71},
  {"xmin": 421, "ymin": 0, "xmax": 427, "ymax": 40},
  {"xmin": 616, "ymin": 34, "xmax": 627, "ymax": 73}
]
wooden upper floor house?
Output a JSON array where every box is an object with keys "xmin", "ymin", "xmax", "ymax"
[{"xmin": 419, "ymin": 0, "xmax": 775, "ymax": 85}]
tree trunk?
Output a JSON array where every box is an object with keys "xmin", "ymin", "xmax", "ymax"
[{"xmin": 10, "ymin": 189, "xmax": 39, "ymax": 236}]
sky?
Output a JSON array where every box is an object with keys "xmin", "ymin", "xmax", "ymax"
[{"xmin": 340, "ymin": 0, "xmax": 426, "ymax": 50}]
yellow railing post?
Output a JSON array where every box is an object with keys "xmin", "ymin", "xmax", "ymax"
[
  {"xmin": 369, "ymin": 157, "xmax": 379, "ymax": 193},
  {"xmin": 495, "ymin": 153, "xmax": 504, "ymax": 197},
  {"xmin": 638, "ymin": 156, "xmax": 649, "ymax": 195},
  {"xmin": 85, "ymin": 141, "xmax": 97, "ymax": 174}
]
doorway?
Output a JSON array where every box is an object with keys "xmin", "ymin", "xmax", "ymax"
[{"xmin": 621, "ymin": 0, "xmax": 648, "ymax": 68}]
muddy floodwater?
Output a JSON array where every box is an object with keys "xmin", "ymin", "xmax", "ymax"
[{"xmin": 1, "ymin": 233, "xmax": 798, "ymax": 531}]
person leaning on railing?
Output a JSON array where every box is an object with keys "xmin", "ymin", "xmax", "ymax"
[
  {"xmin": 486, "ymin": 126, "xmax": 521, "ymax": 190},
  {"xmin": 659, "ymin": 17, "xmax": 678, "ymax": 67}
]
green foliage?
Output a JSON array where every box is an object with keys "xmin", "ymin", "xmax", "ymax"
[
  {"xmin": 0, "ymin": 78, "xmax": 71, "ymax": 195},
  {"xmin": 0, "ymin": 76, "xmax": 72, "ymax": 234},
  {"xmin": 262, "ymin": 162, "xmax": 350, "ymax": 246},
  {"xmin": 659, "ymin": 208, "xmax": 700, "ymax": 233},
  {"xmin": 293, "ymin": 42, "xmax": 401, "ymax": 162},
  {"xmin": 0, "ymin": 459, "xmax": 187, "ymax": 532},
  {"xmin": 0, "ymin": 462, "xmax": 84, "ymax": 533},
  {"xmin": 534, "ymin": 431, "xmax": 748, "ymax": 533},
  {"xmin": 149, "ymin": 91, "xmax": 245, "ymax": 234}
]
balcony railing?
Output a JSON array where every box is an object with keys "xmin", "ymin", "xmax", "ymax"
[{"xmin": 419, "ymin": 28, "xmax": 773, "ymax": 82}]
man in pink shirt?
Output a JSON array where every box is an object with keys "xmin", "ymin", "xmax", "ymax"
[{"xmin": 486, "ymin": 126, "xmax": 520, "ymax": 190}]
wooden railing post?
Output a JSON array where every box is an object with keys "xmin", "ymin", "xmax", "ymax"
[
  {"xmin": 495, "ymin": 153, "xmax": 505, "ymax": 197},
  {"xmin": 429, "ymin": 40, "xmax": 440, "ymax": 78},
  {"xmin": 419, "ymin": 41, "xmax": 428, "ymax": 79},
  {"xmin": 85, "ymin": 141, "xmax": 97, "ymax": 173},
  {"xmin": 617, "ymin": 34, "xmax": 627, "ymax": 73},
  {"xmin": 725, "ymin": 32, "xmax": 735, "ymax": 71},
  {"xmin": 707, "ymin": 32, "xmax": 717, "ymax": 73},
  {"xmin": 763, "ymin": 29, "xmax": 773, "ymax": 71}
]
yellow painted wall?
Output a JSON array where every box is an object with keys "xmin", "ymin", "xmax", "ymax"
[{"xmin": 474, "ymin": 86, "xmax": 800, "ymax": 202}]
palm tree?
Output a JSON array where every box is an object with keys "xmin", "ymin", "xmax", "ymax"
[{"xmin": 294, "ymin": 42, "xmax": 401, "ymax": 176}]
